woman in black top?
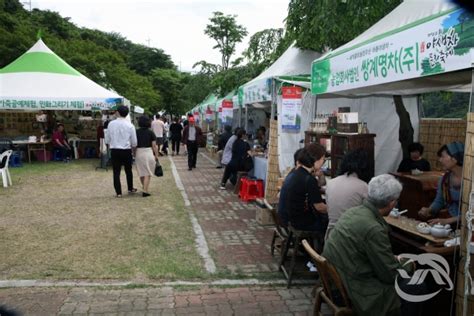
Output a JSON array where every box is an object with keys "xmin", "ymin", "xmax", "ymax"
[
  {"xmin": 397, "ymin": 142, "xmax": 431, "ymax": 172},
  {"xmin": 135, "ymin": 115, "xmax": 159, "ymax": 197},
  {"xmin": 169, "ymin": 118, "xmax": 183, "ymax": 155},
  {"xmin": 220, "ymin": 129, "xmax": 251, "ymax": 189}
]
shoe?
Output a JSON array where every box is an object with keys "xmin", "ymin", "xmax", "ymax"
[
  {"xmin": 188, "ymin": 167, "xmax": 192, "ymax": 171},
  {"xmin": 116, "ymin": 194, "xmax": 122, "ymax": 198},
  {"xmin": 142, "ymin": 192, "xmax": 151, "ymax": 197},
  {"xmin": 128, "ymin": 188, "xmax": 138, "ymax": 194},
  {"xmin": 219, "ymin": 185, "xmax": 226, "ymax": 190},
  {"xmin": 216, "ymin": 166, "xmax": 223, "ymax": 169},
  {"xmin": 171, "ymin": 152, "xmax": 175, "ymax": 156}
]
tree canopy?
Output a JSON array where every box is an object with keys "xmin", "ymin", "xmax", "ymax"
[
  {"xmin": 204, "ymin": 11, "xmax": 248, "ymax": 71},
  {"xmin": 285, "ymin": 0, "xmax": 402, "ymax": 51}
]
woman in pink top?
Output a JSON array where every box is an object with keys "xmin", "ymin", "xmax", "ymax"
[
  {"xmin": 52, "ymin": 123, "xmax": 72, "ymax": 161},
  {"xmin": 325, "ymin": 149, "xmax": 371, "ymax": 239}
]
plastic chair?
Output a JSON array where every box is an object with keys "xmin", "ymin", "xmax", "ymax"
[
  {"xmin": 302, "ymin": 239, "xmax": 353, "ymax": 316},
  {"xmin": 0, "ymin": 150, "xmax": 13, "ymax": 188},
  {"xmin": 239, "ymin": 177, "xmax": 264, "ymax": 202},
  {"xmin": 53, "ymin": 149, "xmax": 64, "ymax": 161},
  {"xmin": 10, "ymin": 151, "xmax": 22, "ymax": 167}
]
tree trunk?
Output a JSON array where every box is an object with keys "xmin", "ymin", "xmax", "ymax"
[{"xmin": 393, "ymin": 95, "xmax": 414, "ymax": 159}]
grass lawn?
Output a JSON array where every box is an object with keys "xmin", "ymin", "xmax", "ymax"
[{"xmin": 0, "ymin": 159, "xmax": 205, "ymax": 280}]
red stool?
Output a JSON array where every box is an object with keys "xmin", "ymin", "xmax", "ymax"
[{"xmin": 239, "ymin": 177, "xmax": 264, "ymax": 202}]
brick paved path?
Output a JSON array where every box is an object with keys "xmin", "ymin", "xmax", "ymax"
[
  {"xmin": 172, "ymin": 152, "xmax": 279, "ymax": 275},
  {"xmin": 0, "ymin": 285, "xmax": 318, "ymax": 315},
  {"xmin": 0, "ymin": 150, "xmax": 333, "ymax": 315}
]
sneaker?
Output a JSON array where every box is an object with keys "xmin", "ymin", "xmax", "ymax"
[
  {"xmin": 219, "ymin": 185, "xmax": 226, "ymax": 190},
  {"xmin": 128, "ymin": 188, "xmax": 138, "ymax": 194},
  {"xmin": 142, "ymin": 192, "xmax": 151, "ymax": 197}
]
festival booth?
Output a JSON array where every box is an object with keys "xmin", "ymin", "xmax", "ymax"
[
  {"xmin": 0, "ymin": 39, "xmax": 123, "ymax": 162},
  {"xmin": 240, "ymin": 44, "xmax": 419, "ymax": 203},
  {"xmin": 311, "ymin": 0, "xmax": 474, "ymax": 314}
]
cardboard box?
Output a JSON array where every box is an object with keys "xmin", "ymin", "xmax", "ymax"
[{"xmin": 256, "ymin": 206, "xmax": 275, "ymax": 226}]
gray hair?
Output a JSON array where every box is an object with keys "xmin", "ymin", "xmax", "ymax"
[{"xmin": 367, "ymin": 174, "xmax": 402, "ymax": 208}]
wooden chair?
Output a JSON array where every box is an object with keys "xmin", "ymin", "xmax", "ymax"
[
  {"xmin": 264, "ymin": 199, "xmax": 289, "ymax": 257},
  {"xmin": 302, "ymin": 239, "xmax": 353, "ymax": 316},
  {"xmin": 280, "ymin": 224, "xmax": 323, "ymax": 288}
]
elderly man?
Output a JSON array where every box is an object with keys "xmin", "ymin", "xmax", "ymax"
[
  {"xmin": 182, "ymin": 116, "xmax": 203, "ymax": 171},
  {"xmin": 323, "ymin": 174, "xmax": 412, "ymax": 316}
]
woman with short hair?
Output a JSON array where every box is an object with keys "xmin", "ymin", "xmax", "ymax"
[
  {"xmin": 285, "ymin": 143, "xmax": 328, "ymax": 235},
  {"xmin": 135, "ymin": 115, "xmax": 159, "ymax": 197}
]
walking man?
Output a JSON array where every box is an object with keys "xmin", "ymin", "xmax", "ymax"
[
  {"xmin": 151, "ymin": 113, "xmax": 165, "ymax": 155},
  {"xmin": 182, "ymin": 116, "xmax": 202, "ymax": 171},
  {"xmin": 105, "ymin": 106, "xmax": 137, "ymax": 197}
]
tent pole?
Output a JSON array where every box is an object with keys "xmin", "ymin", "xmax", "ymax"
[
  {"xmin": 245, "ymin": 106, "xmax": 248, "ymax": 132},
  {"xmin": 271, "ymin": 79, "xmax": 277, "ymax": 120}
]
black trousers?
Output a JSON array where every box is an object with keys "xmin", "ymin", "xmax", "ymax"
[
  {"xmin": 110, "ymin": 148, "xmax": 133, "ymax": 195},
  {"xmin": 53, "ymin": 146, "xmax": 72, "ymax": 160},
  {"xmin": 187, "ymin": 141, "xmax": 198, "ymax": 168},
  {"xmin": 171, "ymin": 138, "xmax": 181, "ymax": 154},
  {"xmin": 221, "ymin": 163, "xmax": 238, "ymax": 186}
]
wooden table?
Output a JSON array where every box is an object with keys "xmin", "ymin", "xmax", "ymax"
[
  {"xmin": 385, "ymin": 216, "xmax": 458, "ymax": 316},
  {"xmin": 391, "ymin": 171, "xmax": 444, "ymax": 219},
  {"xmin": 12, "ymin": 140, "xmax": 51, "ymax": 163}
]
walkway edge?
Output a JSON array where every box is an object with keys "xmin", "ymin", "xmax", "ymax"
[
  {"xmin": 0, "ymin": 278, "xmax": 314, "ymax": 288},
  {"xmin": 168, "ymin": 156, "xmax": 217, "ymax": 274}
]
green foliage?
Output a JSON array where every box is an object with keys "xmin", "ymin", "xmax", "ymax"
[
  {"xmin": 286, "ymin": 0, "xmax": 402, "ymax": 51},
  {"xmin": 0, "ymin": 0, "xmax": 175, "ymax": 113},
  {"xmin": 243, "ymin": 28, "xmax": 284, "ymax": 67},
  {"xmin": 204, "ymin": 11, "xmax": 248, "ymax": 70},
  {"xmin": 421, "ymin": 92, "xmax": 468, "ymax": 118},
  {"xmin": 150, "ymin": 68, "xmax": 188, "ymax": 115}
]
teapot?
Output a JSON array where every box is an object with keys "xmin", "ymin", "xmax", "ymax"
[{"xmin": 431, "ymin": 223, "xmax": 452, "ymax": 238}]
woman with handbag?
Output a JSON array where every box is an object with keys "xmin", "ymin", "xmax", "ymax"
[
  {"xmin": 219, "ymin": 129, "xmax": 251, "ymax": 190},
  {"xmin": 135, "ymin": 115, "xmax": 160, "ymax": 197}
]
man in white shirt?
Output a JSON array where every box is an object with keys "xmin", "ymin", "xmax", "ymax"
[
  {"xmin": 151, "ymin": 113, "xmax": 165, "ymax": 155},
  {"xmin": 105, "ymin": 106, "xmax": 138, "ymax": 197}
]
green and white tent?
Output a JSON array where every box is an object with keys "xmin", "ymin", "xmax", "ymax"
[
  {"xmin": 311, "ymin": 0, "xmax": 470, "ymax": 96},
  {"xmin": 0, "ymin": 39, "xmax": 123, "ymax": 111}
]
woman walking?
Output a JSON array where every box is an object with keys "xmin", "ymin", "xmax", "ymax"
[
  {"xmin": 220, "ymin": 129, "xmax": 251, "ymax": 189},
  {"xmin": 135, "ymin": 115, "xmax": 160, "ymax": 197}
]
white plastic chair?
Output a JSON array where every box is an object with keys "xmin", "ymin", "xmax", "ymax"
[{"xmin": 0, "ymin": 150, "xmax": 13, "ymax": 188}]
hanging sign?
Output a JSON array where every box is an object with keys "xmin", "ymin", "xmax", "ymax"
[
  {"xmin": 205, "ymin": 107, "xmax": 213, "ymax": 122},
  {"xmin": 221, "ymin": 100, "xmax": 233, "ymax": 124},
  {"xmin": 312, "ymin": 9, "xmax": 474, "ymax": 94},
  {"xmin": 281, "ymin": 86, "xmax": 302, "ymax": 131},
  {"xmin": 193, "ymin": 111, "xmax": 200, "ymax": 124}
]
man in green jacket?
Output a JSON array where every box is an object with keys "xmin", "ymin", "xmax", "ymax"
[{"xmin": 323, "ymin": 174, "xmax": 411, "ymax": 316}]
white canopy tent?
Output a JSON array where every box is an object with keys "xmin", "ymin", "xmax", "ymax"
[
  {"xmin": 311, "ymin": 1, "xmax": 474, "ymax": 314},
  {"xmin": 0, "ymin": 39, "xmax": 123, "ymax": 111},
  {"xmin": 255, "ymin": 46, "xmax": 420, "ymax": 175}
]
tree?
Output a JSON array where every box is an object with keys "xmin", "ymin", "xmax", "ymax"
[
  {"xmin": 243, "ymin": 28, "xmax": 284, "ymax": 67},
  {"xmin": 285, "ymin": 0, "xmax": 401, "ymax": 51},
  {"xmin": 204, "ymin": 11, "xmax": 248, "ymax": 70},
  {"xmin": 193, "ymin": 60, "xmax": 221, "ymax": 75},
  {"xmin": 150, "ymin": 68, "xmax": 187, "ymax": 115}
]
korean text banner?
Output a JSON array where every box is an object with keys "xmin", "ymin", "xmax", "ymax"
[
  {"xmin": 312, "ymin": 9, "xmax": 474, "ymax": 94},
  {"xmin": 221, "ymin": 100, "xmax": 233, "ymax": 124},
  {"xmin": 281, "ymin": 86, "xmax": 302, "ymax": 131},
  {"xmin": 0, "ymin": 97, "xmax": 121, "ymax": 110}
]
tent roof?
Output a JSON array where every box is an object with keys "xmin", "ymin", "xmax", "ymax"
[
  {"xmin": 246, "ymin": 44, "xmax": 321, "ymax": 85},
  {"xmin": 241, "ymin": 45, "xmax": 320, "ymax": 105},
  {"xmin": 0, "ymin": 39, "xmax": 122, "ymax": 110},
  {"xmin": 311, "ymin": 0, "xmax": 472, "ymax": 96}
]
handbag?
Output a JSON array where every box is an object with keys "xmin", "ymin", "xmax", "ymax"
[
  {"xmin": 242, "ymin": 154, "xmax": 254, "ymax": 172},
  {"xmin": 154, "ymin": 161, "xmax": 163, "ymax": 177}
]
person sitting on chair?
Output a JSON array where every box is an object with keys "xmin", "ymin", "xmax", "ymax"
[
  {"xmin": 397, "ymin": 142, "xmax": 431, "ymax": 172},
  {"xmin": 52, "ymin": 123, "xmax": 72, "ymax": 162}
]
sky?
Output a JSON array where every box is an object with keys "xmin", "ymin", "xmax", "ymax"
[{"xmin": 28, "ymin": 0, "xmax": 290, "ymax": 72}]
